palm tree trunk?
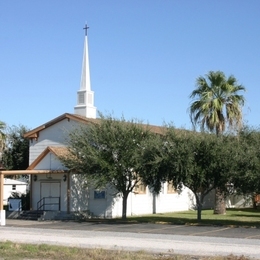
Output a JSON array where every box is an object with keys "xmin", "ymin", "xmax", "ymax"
[{"xmin": 214, "ymin": 188, "xmax": 226, "ymax": 214}]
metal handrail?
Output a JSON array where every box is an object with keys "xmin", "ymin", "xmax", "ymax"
[{"xmin": 37, "ymin": 196, "xmax": 60, "ymax": 212}]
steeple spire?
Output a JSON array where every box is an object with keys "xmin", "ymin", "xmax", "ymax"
[{"xmin": 74, "ymin": 24, "xmax": 97, "ymax": 118}]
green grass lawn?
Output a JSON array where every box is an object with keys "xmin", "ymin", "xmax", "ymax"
[{"xmin": 127, "ymin": 208, "xmax": 260, "ymax": 227}]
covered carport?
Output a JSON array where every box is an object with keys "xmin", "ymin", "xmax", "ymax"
[{"xmin": 0, "ymin": 170, "xmax": 66, "ymax": 226}]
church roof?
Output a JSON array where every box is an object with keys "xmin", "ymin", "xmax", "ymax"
[
  {"xmin": 24, "ymin": 113, "xmax": 99, "ymax": 139},
  {"xmin": 24, "ymin": 113, "xmax": 166, "ymax": 140}
]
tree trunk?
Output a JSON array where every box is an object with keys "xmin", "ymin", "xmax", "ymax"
[
  {"xmin": 214, "ymin": 188, "xmax": 226, "ymax": 214},
  {"xmin": 197, "ymin": 205, "xmax": 202, "ymax": 221},
  {"xmin": 122, "ymin": 193, "xmax": 129, "ymax": 220},
  {"xmin": 152, "ymin": 193, "xmax": 156, "ymax": 214},
  {"xmin": 252, "ymin": 194, "xmax": 257, "ymax": 209},
  {"xmin": 195, "ymin": 194, "xmax": 202, "ymax": 221}
]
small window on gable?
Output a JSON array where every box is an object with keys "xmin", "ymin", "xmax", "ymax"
[
  {"xmin": 94, "ymin": 190, "xmax": 106, "ymax": 199},
  {"xmin": 167, "ymin": 181, "xmax": 176, "ymax": 194},
  {"xmin": 134, "ymin": 182, "xmax": 146, "ymax": 194},
  {"xmin": 12, "ymin": 185, "xmax": 16, "ymax": 191}
]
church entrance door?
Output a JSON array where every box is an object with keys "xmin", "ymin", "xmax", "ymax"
[{"xmin": 40, "ymin": 182, "xmax": 60, "ymax": 210}]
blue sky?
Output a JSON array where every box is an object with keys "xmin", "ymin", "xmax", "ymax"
[{"xmin": 1, "ymin": 1, "xmax": 260, "ymax": 131}]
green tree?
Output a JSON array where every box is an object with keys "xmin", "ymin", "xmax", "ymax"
[
  {"xmin": 59, "ymin": 114, "xmax": 153, "ymax": 220},
  {"xmin": 1, "ymin": 125, "xmax": 30, "ymax": 171},
  {"xmin": 231, "ymin": 127, "xmax": 260, "ymax": 207},
  {"xmin": 189, "ymin": 71, "xmax": 246, "ymax": 214},
  {"xmin": 0, "ymin": 121, "xmax": 6, "ymax": 158},
  {"xmin": 141, "ymin": 127, "xmax": 237, "ymax": 221}
]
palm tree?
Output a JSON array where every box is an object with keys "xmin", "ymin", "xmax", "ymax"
[{"xmin": 189, "ymin": 71, "xmax": 246, "ymax": 214}]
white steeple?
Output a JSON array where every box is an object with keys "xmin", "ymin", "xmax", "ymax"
[{"xmin": 74, "ymin": 24, "xmax": 97, "ymax": 118}]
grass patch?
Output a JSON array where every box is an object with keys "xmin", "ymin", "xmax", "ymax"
[
  {"xmin": 0, "ymin": 241, "xmax": 252, "ymax": 260},
  {"xmin": 128, "ymin": 208, "xmax": 260, "ymax": 227}
]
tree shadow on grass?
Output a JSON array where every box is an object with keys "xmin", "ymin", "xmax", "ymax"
[
  {"xmin": 128, "ymin": 209, "xmax": 260, "ymax": 228},
  {"xmin": 78, "ymin": 208, "xmax": 260, "ymax": 228},
  {"xmin": 130, "ymin": 216, "xmax": 260, "ymax": 227}
]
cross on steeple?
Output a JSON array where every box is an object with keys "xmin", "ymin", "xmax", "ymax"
[{"xmin": 83, "ymin": 24, "xmax": 89, "ymax": 36}]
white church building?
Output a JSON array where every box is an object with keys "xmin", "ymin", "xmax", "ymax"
[
  {"xmin": 20, "ymin": 25, "xmax": 198, "ymax": 219},
  {"xmin": 0, "ymin": 26, "xmax": 249, "ymax": 224}
]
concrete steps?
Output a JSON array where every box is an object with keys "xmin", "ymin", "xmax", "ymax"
[
  {"xmin": 17, "ymin": 210, "xmax": 44, "ymax": 220},
  {"xmin": 6, "ymin": 210, "xmax": 91, "ymax": 221}
]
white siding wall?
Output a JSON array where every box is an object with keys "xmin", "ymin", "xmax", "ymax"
[
  {"xmin": 29, "ymin": 119, "xmax": 80, "ymax": 164},
  {"xmin": 34, "ymin": 153, "xmax": 66, "ymax": 171},
  {"xmin": 87, "ymin": 186, "xmax": 114, "ymax": 218},
  {"xmin": 28, "ymin": 118, "xmax": 215, "ymax": 218},
  {"xmin": 155, "ymin": 184, "xmax": 194, "ymax": 213},
  {"xmin": 65, "ymin": 178, "xmax": 196, "ymax": 218},
  {"xmin": 69, "ymin": 174, "xmax": 89, "ymax": 212},
  {"xmin": 69, "ymin": 175, "xmax": 114, "ymax": 218},
  {"xmin": 110, "ymin": 184, "xmax": 195, "ymax": 218}
]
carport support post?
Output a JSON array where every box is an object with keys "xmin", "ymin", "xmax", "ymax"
[{"xmin": 0, "ymin": 172, "xmax": 6, "ymax": 226}]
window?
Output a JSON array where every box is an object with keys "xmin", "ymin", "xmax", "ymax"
[
  {"xmin": 12, "ymin": 185, "xmax": 16, "ymax": 191},
  {"xmin": 167, "ymin": 181, "xmax": 176, "ymax": 194},
  {"xmin": 94, "ymin": 190, "xmax": 106, "ymax": 199},
  {"xmin": 87, "ymin": 93, "xmax": 93, "ymax": 105},
  {"xmin": 78, "ymin": 93, "xmax": 85, "ymax": 104},
  {"xmin": 134, "ymin": 182, "xmax": 146, "ymax": 194}
]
